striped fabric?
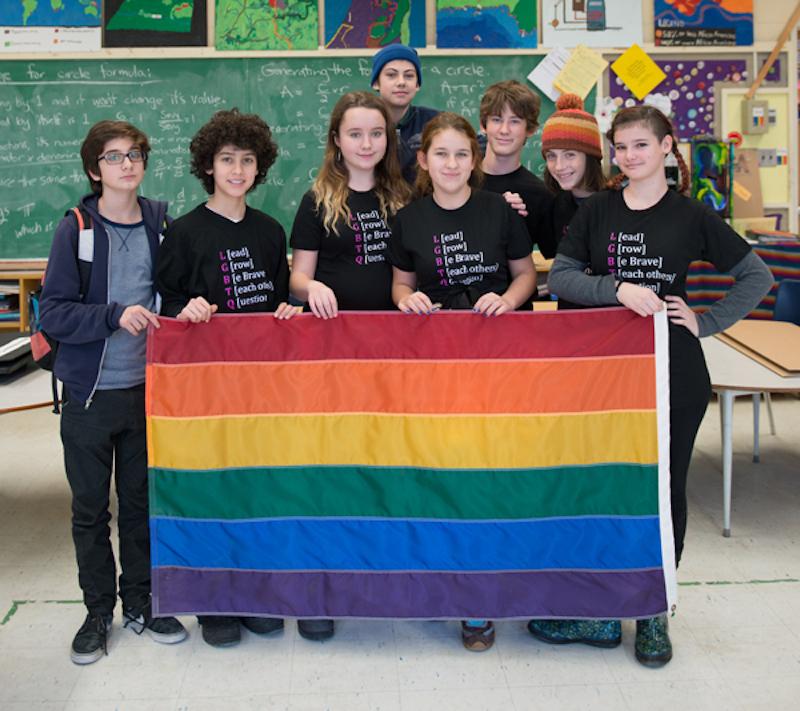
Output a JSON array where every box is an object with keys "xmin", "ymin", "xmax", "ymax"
[
  {"xmin": 148, "ymin": 309, "xmax": 675, "ymax": 620},
  {"xmin": 686, "ymin": 244, "xmax": 800, "ymax": 319}
]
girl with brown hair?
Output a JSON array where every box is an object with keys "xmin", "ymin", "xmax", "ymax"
[
  {"xmin": 546, "ymin": 105, "xmax": 772, "ymax": 666},
  {"xmin": 389, "ymin": 112, "xmax": 536, "ymax": 652}
]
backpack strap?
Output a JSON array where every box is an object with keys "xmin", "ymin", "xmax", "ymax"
[{"xmin": 70, "ymin": 206, "xmax": 88, "ymax": 230}]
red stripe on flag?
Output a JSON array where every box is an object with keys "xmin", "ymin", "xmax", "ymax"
[{"xmin": 147, "ymin": 308, "xmax": 654, "ymax": 365}]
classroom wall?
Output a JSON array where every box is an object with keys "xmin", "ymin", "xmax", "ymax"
[
  {"xmin": 399, "ymin": 0, "xmax": 794, "ymax": 50},
  {"xmin": 1, "ymin": 0, "xmax": 797, "ymax": 258}
]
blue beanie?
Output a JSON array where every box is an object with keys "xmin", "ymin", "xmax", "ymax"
[{"xmin": 370, "ymin": 44, "xmax": 422, "ymax": 87}]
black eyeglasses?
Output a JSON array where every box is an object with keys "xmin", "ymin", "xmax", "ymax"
[{"xmin": 98, "ymin": 149, "xmax": 147, "ymax": 165}]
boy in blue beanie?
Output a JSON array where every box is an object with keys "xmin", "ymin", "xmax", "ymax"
[{"xmin": 370, "ymin": 44, "xmax": 439, "ymax": 183}]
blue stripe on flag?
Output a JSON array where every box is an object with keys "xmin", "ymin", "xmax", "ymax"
[{"xmin": 152, "ymin": 517, "xmax": 662, "ymax": 571}]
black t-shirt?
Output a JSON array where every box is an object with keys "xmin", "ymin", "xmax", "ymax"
[
  {"xmin": 552, "ymin": 189, "xmax": 580, "ymax": 250},
  {"xmin": 290, "ymin": 190, "xmax": 394, "ymax": 310},
  {"xmin": 559, "ymin": 188, "xmax": 751, "ymax": 403},
  {"xmin": 389, "ymin": 189, "xmax": 532, "ymax": 309},
  {"xmin": 552, "ymin": 190, "xmax": 587, "ymax": 311},
  {"xmin": 560, "ymin": 189, "xmax": 750, "ymax": 297},
  {"xmin": 397, "ymin": 105, "xmax": 440, "ymax": 184},
  {"xmin": 157, "ymin": 204, "xmax": 289, "ymax": 317},
  {"xmin": 482, "ymin": 166, "xmax": 556, "ymax": 258}
]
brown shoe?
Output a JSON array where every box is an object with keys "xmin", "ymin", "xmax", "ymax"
[{"xmin": 461, "ymin": 621, "xmax": 495, "ymax": 652}]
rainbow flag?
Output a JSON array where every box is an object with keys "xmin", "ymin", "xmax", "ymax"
[{"xmin": 147, "ymin": 309, "xmax": 675, "ymax": 619}]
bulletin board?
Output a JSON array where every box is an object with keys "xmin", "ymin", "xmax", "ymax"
[{"xmin": 718, "ymin": 88, "xmax": 791, "ymax": 205}]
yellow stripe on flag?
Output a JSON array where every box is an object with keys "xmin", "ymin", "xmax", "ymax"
[{"xmin": 148, "ymin": 411, "xmax": 658, "ymax": 470}]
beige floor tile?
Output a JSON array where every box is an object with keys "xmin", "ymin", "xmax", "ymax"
[{"xmin": 1, "ymin": 391, "xmax": 798, "ymax": 709}]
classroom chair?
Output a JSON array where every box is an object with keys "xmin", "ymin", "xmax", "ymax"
[{"xmin": 773, "ymin": 278, "xmax": 800, "ymax": 325}]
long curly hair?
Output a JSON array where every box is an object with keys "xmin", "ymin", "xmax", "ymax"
[
  {"xmin": 190, "ymin": 108, "xmax": 278, "ymax": 195},
  {"xmin": 606, "ymin": 105, "xmax": 690, "ymax": 194},
  {"xmin": 312, "ymin": 91, "xmax": 411, "ymax": 236}
]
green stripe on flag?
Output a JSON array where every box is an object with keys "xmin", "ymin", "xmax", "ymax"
[{"xmin": 150, "ymin": 464, "xmax": 658, "ymax": 520}]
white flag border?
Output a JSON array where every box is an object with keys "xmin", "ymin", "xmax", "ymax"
[{"xmin": 653, "ymin": 309, "xmax": 678, "ymax": 613}]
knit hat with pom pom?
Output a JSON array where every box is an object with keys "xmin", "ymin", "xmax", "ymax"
[{"xmin": 541, "ymin": 93, "xmax": 602, "ymax": 158}]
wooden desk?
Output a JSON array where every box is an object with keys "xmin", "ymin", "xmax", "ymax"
[{"xmin": 701, "ymin": 331, "xmax": 800, "ymax": 537}]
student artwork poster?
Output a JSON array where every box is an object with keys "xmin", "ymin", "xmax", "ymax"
[
  {"xmin": 654, "ymin": 0, "xmax": 754, "ymax": 46},
  {"xmin": 325, "ymin": 0, "xmax": 426, "ymax": 48},
  {"xmin": 436, "ymin": 1, "xmax": 537, "ymax": 49},
  {"xmin": 541, "ymin": 0, "xmax": 643, "ymax": 48},
  {"xmin": 104, "ymin": 0, "xmax": 207, "ymax": 47}
]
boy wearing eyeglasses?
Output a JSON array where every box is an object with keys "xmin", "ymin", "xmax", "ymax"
[{"xmin": 40, "ymin": 120, "xmax": 187, "ymax": 665}]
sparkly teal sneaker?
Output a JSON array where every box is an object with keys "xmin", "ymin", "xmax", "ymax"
[
  {"xmin": 635, "ymin": 615, "xmax": 673, "ymax": 666},
  {"xmin": 527, "ymin": 619, "xmax": 622, "ymax": 648}
]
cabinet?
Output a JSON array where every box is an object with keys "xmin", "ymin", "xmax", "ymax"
[{"xmin": 0, "ymin": 270, "xmax": 44, "ymax": 333}]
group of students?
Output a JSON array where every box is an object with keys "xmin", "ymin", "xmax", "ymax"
[{"xmin": 40, "ymin": 44, "xmax": 773, "ymax": 669}]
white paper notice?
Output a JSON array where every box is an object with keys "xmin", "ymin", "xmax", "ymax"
[{"xmin": 527, "ymin": 47, "xmax": 571, "ymax": 103}]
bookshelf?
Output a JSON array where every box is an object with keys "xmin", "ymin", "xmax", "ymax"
[{"xmin": 0, "ymin": 269, "xmax": 45, "ymax": 333}]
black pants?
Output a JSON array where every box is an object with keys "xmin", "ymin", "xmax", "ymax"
[
  {"xmin": 669, "ymin": 399, "xmax": 709, "ymax": 564},
  {"xmin": 668, "ymin": 329, "xmax": 713, "ymax": 565},
  {"xmin": 61, "ymin": 385, "xmax": 150, "ymax": 615}
]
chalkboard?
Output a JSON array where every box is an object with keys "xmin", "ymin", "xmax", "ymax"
[{"xmin": 0, "ymin": 56, "xmax": 595, "ymax": 258}]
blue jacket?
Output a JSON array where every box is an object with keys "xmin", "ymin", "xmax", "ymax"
[
  {"xmin": 40, "ymin": 194, "xmax": 167, "ymax": 407},
  {"xmin": 397, "ymin": 104, "xmax": 439, "ymax": 183}
]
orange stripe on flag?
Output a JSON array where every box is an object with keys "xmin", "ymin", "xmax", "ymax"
[{"xmin": 147, "ymin": 356, "xmax": 655, "ymax": 417}]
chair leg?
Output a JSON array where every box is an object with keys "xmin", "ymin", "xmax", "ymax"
[
  {"xmin": 752, "ymin": 394, "xmax": 761, "ymax": 463},
  {"xmin": 765, "ymin": 392, "xmax": 776, "ymax": 435}
]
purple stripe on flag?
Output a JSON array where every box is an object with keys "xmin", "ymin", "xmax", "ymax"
[{"xmin": 152, "ymin": 567, "xmax": 668, "ymax": 620}]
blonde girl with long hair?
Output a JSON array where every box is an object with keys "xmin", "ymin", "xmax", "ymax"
[{"xmin": 290, "ymin": 91, "xmax": 411, "ymax": 317}]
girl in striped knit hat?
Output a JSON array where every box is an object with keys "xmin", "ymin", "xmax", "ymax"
[
  {"xmin": 526, "ymin": 97, "xmax": 619, "ymax": 650},
  {"xmin": 540, "ymin": 93, "xmax": 606, "ymax": 257}
]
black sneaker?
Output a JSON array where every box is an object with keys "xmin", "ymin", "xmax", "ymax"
[
  {"xmin": 297, "ymin": 618, "xmax": 335, "ymax": 641},
  {"xmin": 122, "ymin": 600, "xmax": 187, "ymax": 644},
  {"xmin": 240, "ymin": 616, "xmax": 284, "ymax": 635},
  {"xmin": 71, "ymin": 613, "xmax": 112, "ymax": 665},
  {"xmin": 199, "ymin": 615, "xmax": 241, "ymax": 647}
]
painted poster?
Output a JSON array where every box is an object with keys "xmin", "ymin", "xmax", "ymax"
[
  {"xmin": 654, "ymin": 0, "xmax": 754, "ymax": 46},
  {"xmin": 0, "ymin": 0, "xmax": 100, "ymax": 26},
  {"xmin": 608, "ymin": 58, "xmax": 748, "ymax": 141},
  {"xmin": 104, "ymin": 0, "xmax": 207, "ymax": 47},
  {"xmin": 542, "ymin": 0, "xmax": 643, "ymax": 48},
  {"xmin": 106, "ymin": 0, "xmax": 194, "ymax": 33},
  {"xmin": 436, "ymin": 1, "xmax": 537, "ymax": 49},
  {"xmin": 216, "ymin": 0, "xmax": 319, "ymax": 51},
  {"xmin": 691, "ymin": 138, "xmax": 733, "ymax": 219},
  {"xmin": 0, "ymin": 0, "xmax": 100, "ymax": 52},
  {"xmin": 325, "ymin": 0, "xmax": 426, "ymax": 48}
]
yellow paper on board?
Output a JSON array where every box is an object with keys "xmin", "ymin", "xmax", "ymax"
[
  {"xmin": 732, "ymin": 180, "xmax": 752, "ymax": 202},
  {"xmin": 552, "ymin": 45, "xmax": 608, "ymax": 100},
  {"xmin": 610, "ymin": 45, "xmax": 667, "ymax": 101}
]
